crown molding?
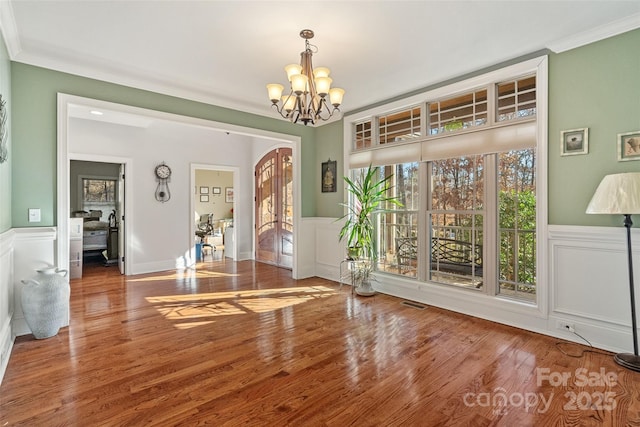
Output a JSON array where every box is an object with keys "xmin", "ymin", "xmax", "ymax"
[
  {"xmin": 547, "ymin": 12, "xmax": 640, "ymax": 53},
  {"xmin": 0, "ymin": 0, "xmax": 21, "ymax": 58},
  {"xmin": 10, "ymin": 44, "xmax": 276, "ymax": 122}
]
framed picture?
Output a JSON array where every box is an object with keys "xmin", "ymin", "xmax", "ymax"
[
  {"xmin": 321, "ymin": 159, "xmax": 337, "ymax": 193},
  {"xmin": 618, "ymin": 131, "xmax": 640, "ymax": 162},
  {"xmin": 212, "ymin": 187, "xmax": 221, "ymax": 195},
  {"xmin": 225, "ymin": 187, "xmax": 234, "ymax": 203},
  {"xmin": 199, "ymin": 186, "xmax": 209, "ymax": 194},
  {"xmin": 560, "ymin": 128, "xmax": 589, "ymax": 156},
  {"xmin": 199, "ymin": 195, "xmax": 209, "ymax": 203}
]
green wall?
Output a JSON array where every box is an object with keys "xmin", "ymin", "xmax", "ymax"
[
  {"xmin": 548, "ymin": 28, "xmax": 640, "ymax": 227},
  {"xmin": 8, "ymin": 28, "xmax": 640, "ymax": 229},
  {"xmin": 10, "ymin": 63, "xmax": 316, "ymax": 227},
  {"xmin": 315, "ymin": 120, "xmax": 344, "ymax": 218},
  {"xmin": 0, "ymin": 31, "xmax": 11, "ymax": 232}
]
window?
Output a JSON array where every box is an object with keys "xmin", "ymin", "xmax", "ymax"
[
  {"xmin": 354, "ymin": 120, "xmax": 372, "ymax": 150},
  {"xmin": 379, "ymin": 107, "xmax": 421, "ymax": 145},
  {"xmin": 82, "ymin": 178, "xmax": 116, "ymax": 221},
  {"xmin": 429, "ymin": 156, "xmax": 484, "ymax": 288},
  {"xmin": 374, "ymin": 162, "xmax": 420, "ymax": 277},
  {"xmin": 428, "ymin": 89, "xmax": 488, "ymax": 135},
  {"xmin": 498, "ymin": 149, "xmax": 536, "ymax": 301},
  {"xmin": 371, "ymin": 150, "xmax": 537, "ymax": 300},
  {"xmin": 496, "ymin": 75, "xmax": 536, "ymax": 122},
  {"xmin": 348, "ymin": 59, "xmax": 543, "ymax": 304}
]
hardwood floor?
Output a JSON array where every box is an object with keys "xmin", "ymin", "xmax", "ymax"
[{"xmin": 1, "ymin": 259, "xmax": 640, "ymax": 426}]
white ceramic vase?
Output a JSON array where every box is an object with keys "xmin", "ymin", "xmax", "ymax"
[{"xmin": 21, "ymin": 267, "xmax": 70, "ymax": 339}]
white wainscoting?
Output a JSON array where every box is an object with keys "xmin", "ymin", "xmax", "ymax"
[
  {"xmin": 296, "ymin": 218, "xmax": 344, "ymax": 280},
  {"xmin": 0, "ymin": 229, "xmax": 15, "ymax": 384},
  {"xmin": 0, "ymin": 227, "xmax": 58, "ymax": 385},
  {"xmin": 11, "ymin": 227, "xmax": 59, "ymax": 338},
  {"xmin": 548, "ymin": 225, "xmax": 639, "ymax": 353},
  {"xmin": 314, "ymin": 219, "xmax": 344, "ymax": 282}
]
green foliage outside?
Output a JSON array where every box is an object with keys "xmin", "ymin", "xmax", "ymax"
[{"xmin": 499, "ymin": 189, "xmax": 536, "ymax": 289}]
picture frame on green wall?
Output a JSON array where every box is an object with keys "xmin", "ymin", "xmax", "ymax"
[
  {"xmin": 617, "ymin": 131, "xmax": 640, "ymax": 162},
  {"xmin": 560, "ymin": 128, "xmax": 589, "ymax": 156},
  {"xmin": 321, "ymin": 159, "xmax": 337, "ymax": 193}
]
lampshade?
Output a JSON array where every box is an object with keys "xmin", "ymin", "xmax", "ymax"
[
  {"xmin": 285, "ymin": 64, "xmax": 302, "ymax": 81},
  {"xmin": 266, "ymin": 84, "xmax": 284, "ymax": 102},
  {"xmin": 313, "ymin": 67, "xmax": 330, "ymax": 79},
  {"xmin": 329, "ymin": 87, "xmax": 345, "ymax": 107},
  {"xmin": 290, "ymin": 74, "xmax": 308, "ymax": 95},
  {"xmin": 586, "ymin": 173, "xmax": 640, "ymax": 215},
  {"xmin": 315, "ymin": 76, "xmax": 332, "ymax": 96}
]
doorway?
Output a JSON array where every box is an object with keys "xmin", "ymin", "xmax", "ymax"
[
  {"xmin": 58, "ymin": 93, "xmax": 302, "ymax": 278},
  {"xmin": 193, "ymin": 165, "xmax": 237, "ymax": 262},
  {"xmin": 255, "ymin": 148, "xmax": 293, "ymax": 269},
  {"xmin": 69, "ymin": 160, "xmax": 125, "ymax": 276}
]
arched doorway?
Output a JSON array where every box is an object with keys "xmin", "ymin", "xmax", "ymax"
[{"xmin": 255, "ymin": 147, "xmax": 293, "ymax": 269}]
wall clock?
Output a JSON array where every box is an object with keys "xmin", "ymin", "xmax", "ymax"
[{"xmin": 155, "ymin": 162, "xmax": 172, "ymax": 202}]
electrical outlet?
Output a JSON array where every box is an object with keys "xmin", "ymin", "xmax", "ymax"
[{"xmin": 556, "ymin": 321, "xmax": 575, "ymax": 332}]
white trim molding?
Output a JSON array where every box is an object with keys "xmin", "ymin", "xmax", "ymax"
[
  {"xmin": 0, "ymin": 228, "xmax": 15, "ymax": 385},
  {"xmin": 547, "ymin": 12, "xmax": 640, "ymax": 53},
  {"xmin": 548, "ymin": 224, "xmax": 640, "ymax": 353}
]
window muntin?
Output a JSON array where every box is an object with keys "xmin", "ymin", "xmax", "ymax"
[
  {"xmin": 497, "ymin": 149, "xmax": 536, "ymax": 301},
  {"xmin": 378, "ymin": 107, "xmax": 421, "ymax": 145},
  {"xmin": 428, "ymin": 89, "xmax": 487, "ymax": 135},
  {"xmin": 496, "ymin": 75, "xmax": 536, "ymax": 122}
]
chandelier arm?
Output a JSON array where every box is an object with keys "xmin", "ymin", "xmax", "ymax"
[
  {"xmin": 270, "ymin": 103, "xmax": 288, "ymax": 119},
  {"xmin": 314, "ymin": 98, "xmax": 338, "ymax": 121}
]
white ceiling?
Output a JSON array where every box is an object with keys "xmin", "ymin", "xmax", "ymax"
[{"xmin": 2, "ymin": 1, "xmax": 640, "ymax": 123}]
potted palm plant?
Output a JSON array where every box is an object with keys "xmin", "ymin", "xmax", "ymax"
[{"xmin": 338, "ymin": 164, "xmax": 402, "ymax": 295}]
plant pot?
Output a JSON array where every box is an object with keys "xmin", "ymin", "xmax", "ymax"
[
  {"xmin": 21, "ymin": 267, "xmax": 70, "ymax": 339},
  {"xmin": 347, "ymin": 246, "xmax": 362, "ymax": 260},
  {"xmin": 355, "ymin": 278, "xmax": 376, "ymax": 297}
]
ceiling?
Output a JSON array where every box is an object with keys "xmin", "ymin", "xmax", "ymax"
[{"xmin": 2, "ymin": 1, "xmax": 639, "ymax": 124}]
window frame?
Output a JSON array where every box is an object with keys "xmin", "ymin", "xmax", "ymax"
[{"xmin": 342, "ymin": 56, "xmax": 548, "ymax": 316}]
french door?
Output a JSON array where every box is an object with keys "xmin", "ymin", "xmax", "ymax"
[{"xmin": 255, "ymin": 148, "xmax": 293, "ymax": 269}]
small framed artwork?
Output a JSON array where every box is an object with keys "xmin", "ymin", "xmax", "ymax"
[
  {"xmin": 199, "ymin": 186, "xmax": 209, "ymax": 194},
  {"xmin": 199, "ymin": 195, "xmax": 209, "ymax": 203},
  {"xmin": 560, "ymin": 128, "xmax": 589, "ymax": 156},
  {"xmin": 212, "ymin": 187, "xmax": 221, "ymax": 195},
  {"xmin": 321, "ymin": 159, "xmax": 337, "ymax": 193},
  {"xmin": 225, "ymin": 187, "xmax": 234, "ymax": 203},
  {"xmin": 617, "ymin": 131, "xmax": 640, "ymax": 162}
]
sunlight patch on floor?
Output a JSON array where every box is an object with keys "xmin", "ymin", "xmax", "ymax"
[
  {"xmin": 128, "ymin": 269, "xmax": 240, "ymax": 282},
  {"xmin": 145, "ymin": 286, "xmax": 337, "ymax": 329}
]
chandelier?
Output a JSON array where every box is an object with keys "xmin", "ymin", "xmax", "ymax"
[{"xmin": 266, "ymin": 29, "xmax": 345, "ymax": 126}]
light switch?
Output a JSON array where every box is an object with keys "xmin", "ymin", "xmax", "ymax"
[{"xmin": 28, "ymin": 208, "xmax": 41, "ymax": 223}]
